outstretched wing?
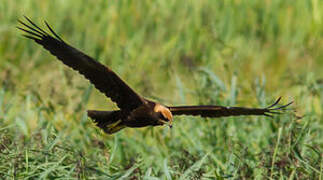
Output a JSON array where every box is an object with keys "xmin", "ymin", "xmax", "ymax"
[
  {"xmin": 18, "ymin": 17, "xmax": 146, "ymax": 111},
  {"xmin": 168, "ymin": 97, "xmax": 293, "ymax": 118}
]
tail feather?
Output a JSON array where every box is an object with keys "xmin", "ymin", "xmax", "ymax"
[{"xmin": 87, "ymin": 110, "xmax": 126, "ymax": 134}]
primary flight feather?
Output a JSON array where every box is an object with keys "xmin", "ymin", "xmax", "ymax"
[{"xmin": 18, "ymin": 17, "xmax": 292, "ymax": 134}]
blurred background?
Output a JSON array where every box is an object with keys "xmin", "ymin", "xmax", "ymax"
[{"xmin": 0, "ymin": 0, "xmax": 322, "ymax": 179}]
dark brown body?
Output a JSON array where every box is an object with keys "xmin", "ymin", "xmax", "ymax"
[{"xmin": 88, "ymin": 101, "xmax": 170, "ymax": 133}]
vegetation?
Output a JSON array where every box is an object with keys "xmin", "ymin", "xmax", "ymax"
[{"xmin": 0, "ymin": 0, "xmax": 322, "ymax": 179}]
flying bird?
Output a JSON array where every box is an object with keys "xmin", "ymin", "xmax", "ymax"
[{"xmin": 18, "ymin": 17, "xmax": 293, "ymax": 134}]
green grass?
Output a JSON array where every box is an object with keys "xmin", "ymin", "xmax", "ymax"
[{"xmin": 0, "ymin": 0, "xmax": 322, "ymax": 179}]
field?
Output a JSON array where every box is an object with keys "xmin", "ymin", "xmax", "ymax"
[{"xmin": 0, "ymin": 0, "xmax": 322, "ymax": 179}]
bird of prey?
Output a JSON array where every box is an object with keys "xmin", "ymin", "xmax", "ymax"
[{"xmin": 18, "ymin": 17, "xmax": 292, "ymax": 134}]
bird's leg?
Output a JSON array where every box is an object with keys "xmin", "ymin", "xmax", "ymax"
[{"xmin": 108, "ymin": 120, "xmax": 122, "ymax": 129}]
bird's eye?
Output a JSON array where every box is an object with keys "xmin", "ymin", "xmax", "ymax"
[
  {"xmin": 159, "ymin": 112, "xmax": 164, "ymax": 118},
  {"xmin": 159, "ymin": 113, "xmax": 168, "ymax": 121}
]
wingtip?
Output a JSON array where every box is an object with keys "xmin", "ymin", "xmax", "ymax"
[
  {"xmin": 266, "ymin": 97, "xmax": 282, "ymax": 109},
  {"xmin": 23, "ymin": 16, "xmax": 35, "ymax": 26},
  {"xmin": 273, "ymin": 101, "xmax": 294, "ymax": 110},
  {"xmin": 22, "ymin": 34, "xmax": 40, "ymax": 41},
  {"xmin": 264, "ymin": 113, "xmax": 274, "ymax": 118},
  {"xmin": 23, "ymin": 15, "xmax": 30, "ymax": 21},
  {"xmin": 17, "ymin": 19, "xmax": 24, "ymax": 25},
  {"xmin": 44, "ymin": 20, "xmax": 64, "ymax": 42},
  {"xmin": 265, "ymin": 98, "xmax": 294, "ymax": 118}
]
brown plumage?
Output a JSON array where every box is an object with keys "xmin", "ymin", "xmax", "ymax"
[{"xmin": 18, "ymin": 17, "xmax": 293, "ymax": 134}]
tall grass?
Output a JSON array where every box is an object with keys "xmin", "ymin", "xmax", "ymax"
[{"xmin": 0, "ymin": 0, "xmax": 322, "ymax": 179}]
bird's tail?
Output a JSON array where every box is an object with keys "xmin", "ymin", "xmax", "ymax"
[{"xmin": 87, "ymin": 110, "xmax": 126, "ymax": 134}]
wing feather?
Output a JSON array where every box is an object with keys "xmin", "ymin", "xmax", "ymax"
[
  {"xmin": 168, "ymin": 97, "xmax": 293, "ymax": 118},
  {"xmin": 18, "ymin": 17, "xmax": 145, "ymax": 111}
]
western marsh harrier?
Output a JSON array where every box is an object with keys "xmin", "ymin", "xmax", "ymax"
[{"xmin": 18, "ymin": 17, "xmax": 292, "ymax": 134}]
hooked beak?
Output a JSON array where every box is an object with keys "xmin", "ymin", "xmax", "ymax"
[
  {"xmin": 158, "ymin": 118, "xmax": 173, "ymax": 128},
  {"xmin": 169, "ymin": 119, "xmax": 173, "ymax": 128}
]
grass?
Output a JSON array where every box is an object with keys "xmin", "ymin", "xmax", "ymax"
[{"xmin": 0, "ymin": 0, "xmax": 322, "ymax": 179}]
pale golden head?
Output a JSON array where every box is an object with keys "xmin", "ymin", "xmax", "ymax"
[{"xmin": 154, "ymin": 104, "xmax": 173, "ymax": 127}]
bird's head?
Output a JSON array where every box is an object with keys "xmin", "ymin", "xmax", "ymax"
[{"xmin": 154, "ymin": 104, "xmax": 173, "ymax": 128}]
